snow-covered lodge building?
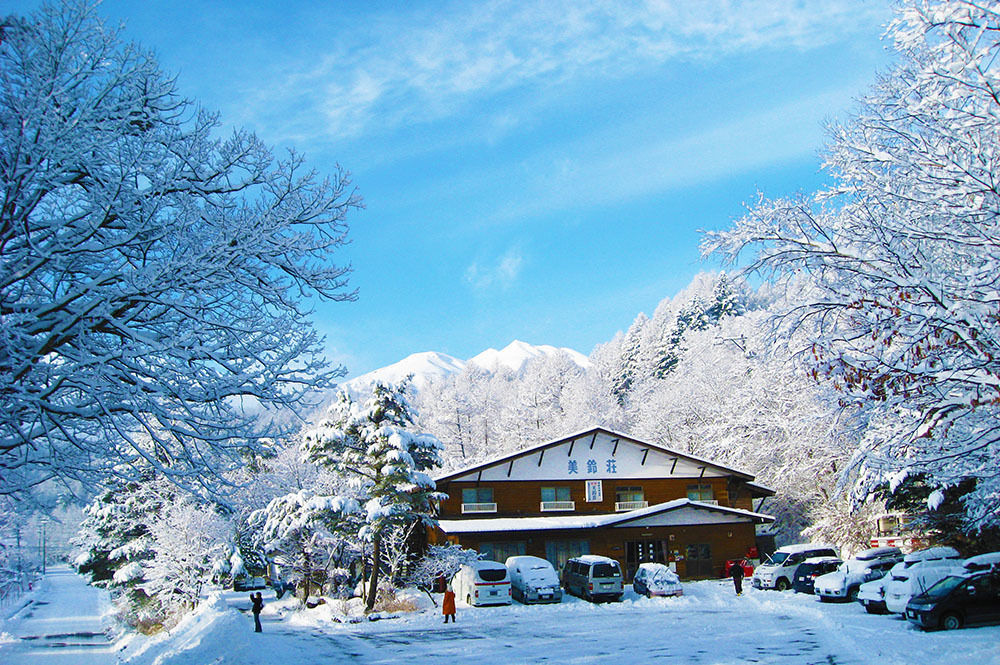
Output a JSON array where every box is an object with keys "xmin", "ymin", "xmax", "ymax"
[{"xmin": 429, "ymin": 427, "xmax": 775, "ymax": 580}]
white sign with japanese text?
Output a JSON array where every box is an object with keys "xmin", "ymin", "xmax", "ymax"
[{"xmin": 585, "ymin": 480, "xmax": 603, "ymax": 502}]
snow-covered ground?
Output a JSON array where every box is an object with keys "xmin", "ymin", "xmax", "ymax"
[
  {"xmin": 3, "ymin": 568, "xmax": 997, "ymax": 665},
  {"xmin": 115, "ymin": 577, "xmax": 999, "ymax": 665}
]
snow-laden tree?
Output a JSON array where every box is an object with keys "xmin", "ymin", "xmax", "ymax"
[
  {"xmin": 406, "ymin": 543, "xmax": 480, "ymax": 602},
  {"xmin": 257, "ymin": 489, "xmax": 359, "ymax": 602},
  {"xmin": 704, "ymin": 0, "xmax": 1000, "ymax": 531},
  {"xmin": 302, "ymin": 381, "xmax": 444, "ymax": 612},
  {"xmin": 0, "ymin": 0, "xmax": 359, "ymax": 497},
  {"xmin": 143, "ymin": 496, "xmax": 231, "ymax": 613}
]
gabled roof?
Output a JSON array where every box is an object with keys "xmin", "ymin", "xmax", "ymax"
[
  {"xmin": 436, "ymin": 498, "xmax": 774, "ymax": 534},
  {"xmin": 435, "ymin": 426, "xmax": 762, "ymax": 485}
]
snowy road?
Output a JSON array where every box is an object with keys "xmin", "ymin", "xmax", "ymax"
[{"xmin": 0, "ymin": 566, "xmax": 115, "ymax": 665}]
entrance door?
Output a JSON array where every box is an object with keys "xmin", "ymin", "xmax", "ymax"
[
  {"xmin": 685, "ymin": 543, "xmax": 713, "ymax": 578},
  {"xmin": 625, "ymin": 540, "xmax": 667, "ymax": 580}
]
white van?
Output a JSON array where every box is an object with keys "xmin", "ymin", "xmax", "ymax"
[
  {"xmin": 451, "ymin": 560, "xmax": 512, "ymax": 607},
  {"xmin": 752, "ymin": 543, "xmax": 838, "ymax": 591},
  {"xmin": 505, "ymin": 555, "xmax": 562, "ymax": 604},
  {"xmin": 814, "ymin": 546, "xmax": 902, "ymax": 602},
  {"xmin": 562, "ymin": 555, "xmax": 624, "ymax": 602},
  {"xmin": 883, "ymin": 546, "xmax": 963, "ymax": 614}
]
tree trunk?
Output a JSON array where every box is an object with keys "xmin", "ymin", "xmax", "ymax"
[{"xmin": 365, "ymin": 532, "xmax": 381, "ymax": 613}]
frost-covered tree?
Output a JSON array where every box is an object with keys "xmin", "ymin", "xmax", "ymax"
[
  {"xmin": 0, "ymin": 0, "xmax": 359, "ymax": 497},
  {"xmin": 257, "ymin": 489, "xmax": 358, "ymax": 602},
  {"xmin": 704, "ymin": 0, "xmax": 1000, "ymax": 531},
  {"xmin": 302, "ymin": 381, "xmax": 444, "ymax": 612},
  {"xmin": 406, "ymin": 543, "xmax": 480, "ymax": 602},
  {"xmin": 143, "ymin": 496, "xmax": 231, "ymax": 613}
]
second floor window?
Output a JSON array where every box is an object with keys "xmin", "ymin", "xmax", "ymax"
[
  {"xmin": 541, "ymin": 487, "xmax": 571, "ymax": 503},
  {"xmin": 462, "ymin": 487, "xmax": 494, "ymax": 504},
  {"xmin": 615, "ymin": 486, "xmax": 644, "ymax": 503},
  {"xmin": 686, "ymin": 483, "xmax": 714, "ymax": 502}
]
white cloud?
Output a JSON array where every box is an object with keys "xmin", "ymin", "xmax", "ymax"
[
  {"xmin": 242, "ymin": 0, "xmax": 891, "ymax": 143},
  {"xmin": 464, "ymin": 247, "xmax": 524, "ymax": 291}
]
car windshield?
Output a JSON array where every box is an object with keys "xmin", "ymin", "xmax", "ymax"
[
  {"xmin": 920, "ymin": 575, "xmax": 966, "ymax": 599},
  {"xmin": 526, "ymin": 565, "xmax": 557, "ymax": 584},
  {"xmin": 592, "ymin": 562, "xmax": 619, "ymax": 577},
  {"xmin": 768, "ymin": 552, "xmax": 791, "ymax": 565}
]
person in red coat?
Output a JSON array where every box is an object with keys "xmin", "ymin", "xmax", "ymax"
[{"xmin": 442, "ymin": 586, "xmax": 456, "ymax": 623}]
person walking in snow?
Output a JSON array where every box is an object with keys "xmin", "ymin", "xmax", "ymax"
[
  {"xmin": 730, "ymin": 559, "xmax": 745, "ymax": 596},
  {"xmin": 250, "ymin": 591, "xmax": 264, "ymax": 632},
  {"xmin": 442, "ymin": 586, "xmax": 456, "ymax": 623}
]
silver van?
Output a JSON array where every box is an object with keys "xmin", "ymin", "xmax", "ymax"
[
  {"xmin": 562, "ymin": 555, "xmax": 623, "ymax": 602},
  {"xmin": 752, "ymin": 543, "xmax": 838, "ymax": 591}
]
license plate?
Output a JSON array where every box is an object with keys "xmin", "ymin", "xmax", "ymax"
[
  {"xmin": 540, "ymin": 594, "xmax": 551, "ymax": 600},
  {"xmin": 489, "ymin": 590, "xmax": 497, "ymax": 596}
]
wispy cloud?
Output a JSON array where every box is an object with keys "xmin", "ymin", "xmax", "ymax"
[
  {"xmin": 464, "ymin": 247, "xmax": 524, "ymax": 291},
  {"xmin": 241, "ymin": 0, "xmax": 890, "ymax": 143}
]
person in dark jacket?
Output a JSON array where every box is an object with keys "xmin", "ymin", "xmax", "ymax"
[
  {"xmin": 442, "ymin": 586, "xmax": 456, "ymax": 623},
  {"xmin": 250, "ymin": 592, "xmax": 264, "ymax": 632},
  {"xmin": 731, "ymin": 560, "xmax": 745, "ymax": 596}
]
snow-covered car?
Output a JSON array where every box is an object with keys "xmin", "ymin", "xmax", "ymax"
[
  {"xmin": 506, "ymin": 555, "xmax": 562, "ymax": 604},
  {"xmin": 562, "ymin": 555, "xmax": 623, "ymax": 602},
  {"xmin": 857, "ymin": 566, "xmax": 895, "ymax": 614},
  {"xmin": 632, "ymin": 562, "xmax": 683, "ymax": 598},
  {"xmin": 960, "ymin": 551, "xmax": 1000, "ymax": 573},
  {"xmin": 906, "ymin": 570, "xmax": 1000, "ymax": 631},
  {"xmin": 814, "ymin": 546, "xmax": 902, "ymax": 602},
  {"xmin": 752, "ymin": 544, "xmax": 838, "ymax": 591},
  {"xmin": 792, "ymin": 556, "xmax": 842, "ymax": 594},
  {"xmin": 452, "ymin": 560, "xmax": 512, "ymax": 607},
  {"xmin": 884, "ymin": 560, "xmax": 965, "ymax": 614},
  {"xmin": 233, "ymin": 575, "xmax": 267, "ymax": 591}
]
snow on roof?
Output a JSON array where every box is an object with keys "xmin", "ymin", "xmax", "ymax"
[
  {"xmin": 903, "ymin": 546, "xmax": 961, "ymax": 564},
  {"xmin": 437, "ymin": 499, "xmax": 774, "ymax": 534},
  {"xmin": 802, "ymin": 556, "xmax": 842, "ymax": 564},
  {"xmin": 574, "ymin": 554, "xmax": 617, "ymax": 564},
  {"xmin": 854, "ymin": 546, "xmax": 901, "ymax": 561},
  {"xmin": 435, "ymin": 427, "xmax": 760, "ymax": 483},
  {"xmin": 962, "ymin": 551, "xmax": 1000, "ymax": 570},
  {"xmin": 774, "ymin": 543, "xmax": 837, "ymax": 554}
]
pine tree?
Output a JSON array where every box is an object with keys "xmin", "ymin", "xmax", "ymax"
[{"xmin": 301, "ymin": 381, "xmax": 444, "ymax": 612}]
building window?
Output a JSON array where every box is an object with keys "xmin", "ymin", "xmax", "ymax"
[
  {"xmin": 540, "ymin": 486, "xmax": 574, "ymax": 511},
  {"xmin": 479, "ymin": 541, "xmax": 526, "ymax": 562},
  {"xmin": 686, "ymin": 483, "xmax": 714, "ymax": 502},
  {"xmin": 615, "ymin": 486, "xmax": 647, "ymax": 511},
  {"xmin": 544, "ymin": 539, "xmax": 590, "ymax": 573},
  {"xmin": 461, "ymin": 487, "xmax": 496, "ymax": 513}
]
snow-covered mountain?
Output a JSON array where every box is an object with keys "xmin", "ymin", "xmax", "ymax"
[
  {"xmin": 468, "ymin": 340, "xmax": 591, "ymax": 373},
  {"xmin": 337, "ymin": 340, "xmax": 589, "ymax": 398}
]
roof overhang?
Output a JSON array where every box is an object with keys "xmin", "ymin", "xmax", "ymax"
[{"xmin": 436, "ymin": 499, "xmax": 774, "ymax": 535}]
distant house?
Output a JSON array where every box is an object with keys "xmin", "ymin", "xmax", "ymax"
[{"xmin": 429, "ymin": 427, "xmax": 774, "ymax": 580}]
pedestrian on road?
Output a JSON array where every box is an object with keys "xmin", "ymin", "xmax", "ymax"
[
  {"xmin": 442, "ymin": 585, "xmax": 456, "ymax": 623},
  {"xmin": 730, "ymin": 559, "xmax": 745, "ymax": 596},
  {"xmin": 250, "ymin": 591, "xmax": 264, "ymax": 632}
]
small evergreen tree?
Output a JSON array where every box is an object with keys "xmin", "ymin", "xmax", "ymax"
[{"xmin": 302, "ymin": 381, "xmax": 444, "ymax": 612}]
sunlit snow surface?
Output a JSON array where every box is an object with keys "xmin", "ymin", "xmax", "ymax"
[{"xmin": 4, "ymin": 567, "xmax": 999, "ymax": 665}]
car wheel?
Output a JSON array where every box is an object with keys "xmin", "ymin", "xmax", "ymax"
[
  {"xmin": 848, "ymin": 587, "xmax": 859, "ymax": 602},
  {"xmin": 646, "ymin": 591, "xmax": 653, "ymax": 599},
  {"xmin": 467, "ymin": 595, "xmax": 472, "ymax": 606},
  {"xmin": 775, "ymin": 578, "xmax": 790, "ymax": 591},
  {"xmin": 941, "ymin": 612, "xmax": 963, "ymax": 630}
]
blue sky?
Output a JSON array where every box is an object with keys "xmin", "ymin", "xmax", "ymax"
[{"xmin": 11, "ymin": 0, "xmax": 896, "ymax": 378}]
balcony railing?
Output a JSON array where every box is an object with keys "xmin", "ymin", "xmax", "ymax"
[
  {"xmin": 461, "ymin": 502, "xmax": 498, "ymax": 514},
  {"xmin": 615, "ymin": 500, "xmax": 649, "ymax": 512},
  {"xmin": 694, "ymin": 499, "xmax": 719, "ymax": 505},
  {"xmin": 540, "ymin": 500, "xmax": 575, "ymax": 512}
]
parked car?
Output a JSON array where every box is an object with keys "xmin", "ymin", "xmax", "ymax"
[
  {"xmin": 793, "ymin": 556, "xmax": 842, "ymax": 594},
  {"xmin": 562, "ymin": 555, "xmax": 623, "ymax": 602},
  {"xmin": 752, "ymin": 544, "xmax": 838, "ymax": 591},
  {"xmin": 860, "ymin": 547, "xmax": 961, "ymax": 614},
  {"xmin": 857, "ymin": 563, "xmax": 898, "ymax": 614},
  {"xmin": 451, "ymin": 560, "xmax": 512, "ymax": 607},
  {"xmin": 505, "ymin": 555, "xmax": 562, "ymax": 604},
  {"xmin": 906, "ymin": 570, "xmax": 1000, "ymax": 630},
  {"xmin": 632, "ymin": 562, "xmax": 683, "ymax": 598},
  {"xmin": 814, "ymin": 546, "xmax": 902, "ymax": 602},
  {"xmin": 960, "ymin": 551, "xmax": 1000, "ymax": 573},
  {"xmin": 233, "ymin": 575, "xmax": 267, "ymax": 591}
]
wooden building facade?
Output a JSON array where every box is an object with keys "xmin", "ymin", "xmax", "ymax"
[{"xmin": 430, "ymin": 427, "xmax": 775, "ymax": 580}]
